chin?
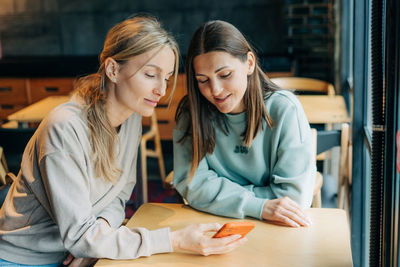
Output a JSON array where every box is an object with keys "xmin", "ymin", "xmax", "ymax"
[
  {"xmin": 137, "ymin": 108, "xmax": 154, "ymax": 117},
  {"xmin": 141, "ymin": 111, "xmax": 154, "ymax": 117},
  {"xmin": 216, "ymin": 105, "xmax": 234, "ymax": 114}
]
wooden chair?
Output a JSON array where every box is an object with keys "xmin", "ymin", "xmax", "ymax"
[
  {"xmin": 0, "ymin": 146, "xmax": 9, "ymax": 186},
  {"xmin": 270, "ymin": 77, "xmax": 335, "ymax": 96},
  {"xmin": 0, "ymin": 146, "xmax": 16, "ymax": 207},
  {"xmin": 311, "ymin": 128, "xmax": 323, "ymax": 208},
  {"xmin": 141, "ymin": 112, "xmax": 166, "ymax": 203},
  {"xmin": 140, "ymin": 74, "xmax": 186, "ymax": 202},
  {"xmin": 271, "ymin": 76, "xmax": 336, "ymax": 163},
  {"xmin": 313, "ymin": 123, "xmax": 351, "ymax": 210}
]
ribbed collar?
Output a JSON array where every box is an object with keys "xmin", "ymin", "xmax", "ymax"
[{"xmin": 224, "ymin": 111, "xmax": 246, "ymax": 124}]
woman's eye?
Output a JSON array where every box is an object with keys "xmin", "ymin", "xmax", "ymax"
[
  {"xmin": 220, "ymin": 72, "xmax": 231, "ymax": 78},
  {"xmin": 197, "ymin": 79, "xmax": 208, "ymax": 84},
  {"xmin": 145, "ymin": 73, "xmax": 155, "ymax": 78}
]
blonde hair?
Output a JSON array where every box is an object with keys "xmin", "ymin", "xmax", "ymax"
[{"xmin": 76, "ymin": 15, "xmax": 179, "ymax": 183}]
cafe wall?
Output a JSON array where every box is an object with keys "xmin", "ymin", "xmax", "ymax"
[{"xmin": 0, "ymin": 0, "xmax": 286, "ymax": 59}]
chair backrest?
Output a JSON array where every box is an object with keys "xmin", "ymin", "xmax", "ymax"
[
  {"xmin": 316, "ymin": 124, "xmax": 349, "ymax": 173},
  {"xmin": 0, "ymin": 127, "xmax": 36, "ymax": 174},
  {"xmin": 142, "ymin": 73, "xmax": 186, "ymax": 140},
  {"xmin": 270, "ymin": 77, "xmax": 335, "ymax": 95},
  {"xmin": 315, "ymin": 123, "xmax": 350, "ymax": 209},
  {"xmin": 0, "ymin": 147, "xmax": 8, "ymax": 185}
]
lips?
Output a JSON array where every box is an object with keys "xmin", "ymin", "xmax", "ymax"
[
  {"xmin": 214, "ymin": 94, "xmax": 231, "ymax": 103},
  {"xmin": 144, "ymin": 98, "xmax": 159, "ymax": 107}
]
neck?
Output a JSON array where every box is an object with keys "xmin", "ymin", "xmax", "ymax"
[{"xmin": 105, "ymin": 86, "xmax": 134, "ymax": 128}]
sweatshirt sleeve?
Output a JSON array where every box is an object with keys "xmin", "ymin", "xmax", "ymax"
[
  {"xmin": 39, "ymin": 151, "xmax": 172, "ymax": 259},
  {"xmin": 173, "ymin": 124, "xmax": 267, "ymax": 220},
  {"xmin": 248, "ymin": 99, "xmax": 316, "ymax": 208},
  {"xmin": 96, "ymin": 148, "xmax": 138, "ymax": 228},
  {"xmin": 95, "ymin": 178, "xmax": 135, "ymax": 228}
]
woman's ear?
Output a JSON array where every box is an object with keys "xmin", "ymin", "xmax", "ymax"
[
  {"xmin": 105, "ymin": 57, "xmax": 119, "ymax": 83},
  {"xmin": 247, "ymin": 51, "xmax": 256, "ymax": 75}
]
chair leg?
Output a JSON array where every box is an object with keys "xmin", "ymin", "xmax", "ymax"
[
  {"xmin": 154, "ymin": 127, "xmax": 165, "ymax": 186},
  {"xmin": 312, "ymin": 191, "xmax": 322, "ymax": 208},
  {"xmin": 154, "ymin": 135, "xmax": 166, "ymax": 185},
  {"xmin": 140, "ymin": 144, "xmax": 148, "ymax": 203},
  {"xmin": 337, "ymin": 185, "xmax": 344, "ymax": 209}
]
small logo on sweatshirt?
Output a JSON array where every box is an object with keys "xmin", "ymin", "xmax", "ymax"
[{"xmin": 234, "ymin": 145, "xmax": 248, "ymax": 154}]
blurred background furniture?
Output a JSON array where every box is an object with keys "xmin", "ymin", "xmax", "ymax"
[
  {"xmin": 140, "ymin": 112, "xmax": 166, "ymax": 203},
  {"xmin": 271, "ymin": 77, "xmax": 335, "ymax": 95},
  {"xmin": 145, "ymin": 73, "xmax": 186, "ymax": 140},
  {"xmin": 296, "ymin": 95, "xmax": 350, "ymax": 125},
  {"xmin": 140, "ymin": 74, "xmax": 186, "ymax": 202},
  {"xmin": 7, "ymin": 95, "xmax": 69, "ymax": 127},
  {"xmin": 316, "ymin": 123, "xmax": 351, "ymax": 213},
  {"xmin": 0, "ymin": 77, "xmax": 75, "ymax": 123},
  {"xmin": 311, "ymin": 128, "xmax": 323, "ymax": 208},
  {"xmin": 0, "ymin": 147, "xmax": 8, "ymax": 185},
  {"xmin": 271, "ymin": 77, "xmax": 349, "ymax": 127}
]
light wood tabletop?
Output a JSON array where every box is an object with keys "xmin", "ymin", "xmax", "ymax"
[
  {"xmin": 6, "ymin": 95, "xmax": 350, "ymax": 126},
  {"xmin": 96, "ymin": 203, "xmax": 353, "ymax": 267},
  {"xmin": 7, "ymin": 95, "xmax": 70, "ymax": 124},
  {"xmin": 297, "ymin": 95, "xmax": 350, "ymax": 124}
]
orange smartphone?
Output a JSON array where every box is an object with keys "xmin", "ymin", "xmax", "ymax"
[{"xmin": 212, "ymin": 221, "xmax": 255, "ymax": 238}]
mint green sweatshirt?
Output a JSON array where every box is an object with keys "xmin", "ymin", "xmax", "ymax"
[{"xmin": 173, "ymin": 90, "xmax": 316, "ymax": 220}]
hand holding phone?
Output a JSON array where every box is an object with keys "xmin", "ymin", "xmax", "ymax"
[{"xmin": 212, "ymin": 221, "xmax": 255, "ymax": 238}]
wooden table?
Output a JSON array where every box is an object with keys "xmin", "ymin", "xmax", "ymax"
[
  {"xmin": 96, "ymin": 203, "xmax": 353, "ymax": 267},
  {"xmin": 6, "ymin": 95, "xmax": 349, "ymax": 127},
  {"xmin": 297, "ymin": 95, "xmax": 350, "ymax": 124},
  {"xmin": 7, "ymin": 95, "xmax": 70, "ymax": 126}
]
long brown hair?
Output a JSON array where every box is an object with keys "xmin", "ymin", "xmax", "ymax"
[
  {"xmin": 177, "ymin": 20, "xmax": 279, "ymax": 179},
  {"xmin": 76, "ymin": 15, "xmax": 179, "ymax": 184}
]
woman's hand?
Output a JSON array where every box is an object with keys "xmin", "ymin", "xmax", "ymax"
[
  {"xmin": 262, "ymin": 197, "xmax": 312, "ymax": 227},
  {"xmin": 63, "ymin": 254, "xmax": 97, "ymax": 267},
  {"xmin": 170, "ymin": 223, "xmax": 247, "ymax": 256}
]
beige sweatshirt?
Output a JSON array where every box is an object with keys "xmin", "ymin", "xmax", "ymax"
[{"xmin": 0, "ymin": 96, "xmax": 172, "ymax": 265}]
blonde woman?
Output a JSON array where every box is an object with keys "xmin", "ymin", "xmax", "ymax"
[{"xmin": 0, "ymin": 16, "xmax": 245, "ymax": 266}]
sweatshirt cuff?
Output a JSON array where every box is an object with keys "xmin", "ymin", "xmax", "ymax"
[
  {"xmin": 148, "ymin": 227, "xmax": 173, "ymax": 255},
  {"xmin": 243, "ymin": 197, "xmax": 268, "ymax": 220}
]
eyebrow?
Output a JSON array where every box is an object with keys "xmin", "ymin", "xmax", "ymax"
[
  {"xmin": 195, "ymin": 65, "xmax": 229, "ymax": 76},
  {"xmin": 146, "ymin": 64, "xmax": 174, "ymax": 75}
]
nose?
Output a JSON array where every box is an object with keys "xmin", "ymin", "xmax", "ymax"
[
  {"xmin": 154, "ymin": 79, "xmax": 167, "ymax": 97},
  {"xmin": 209, "ymin": 79, "xmax": 223, "ymax": 96}
]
